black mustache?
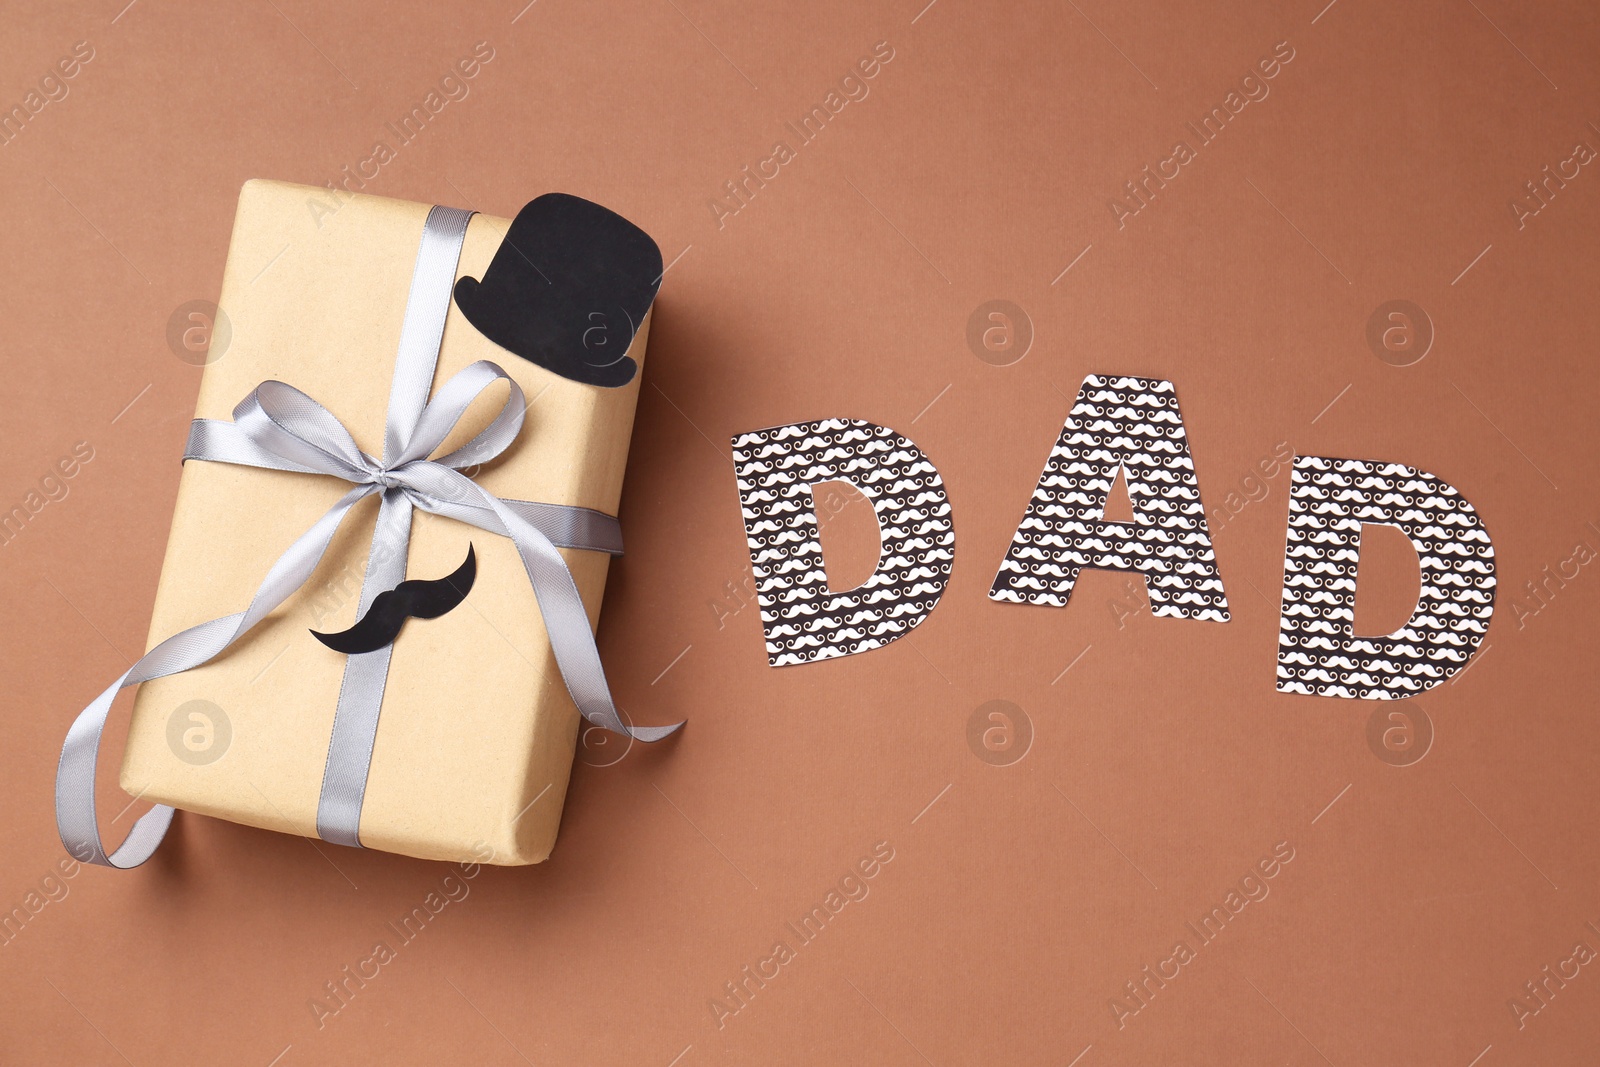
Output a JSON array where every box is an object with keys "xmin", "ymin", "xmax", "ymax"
[{"xmin": 312, "ymin": 545, "xmax": 477, "ymax": 655}]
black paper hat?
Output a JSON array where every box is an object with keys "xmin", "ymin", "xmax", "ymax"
[{"xmin": 454, "ymin": 193, "xmax": 663, "ymax": 388}]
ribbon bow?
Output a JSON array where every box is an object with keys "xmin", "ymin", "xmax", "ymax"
[{"xmin": 57, "ymin": 205, "xmax": 678, "ymax": 869}]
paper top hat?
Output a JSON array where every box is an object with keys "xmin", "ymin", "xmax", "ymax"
[{"xmin": 454, "ymin": 193, "xmax": 663, "ymax": 388}]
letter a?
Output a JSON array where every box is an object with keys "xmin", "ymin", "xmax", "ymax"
[
  {"xmin": 1277, "ymin": 456, "xmax": 1495, "ymax": 699},
  {"xmin": 731, "ymin": 419, "xmax": 954, "ymax": 666},
  {"xmin": 990, "ymin": 374, "xmax": 1228, "ymax": 621}
]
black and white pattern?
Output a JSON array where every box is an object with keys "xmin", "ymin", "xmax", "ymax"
[
  {"xmin": 1277, "ymin": 455, "xmax": 1496, "ymax": 700},
  {"xmin": 732, "ymin": 419, "xmax": 954, "ymax": 666},
  {"xmin": 989, "ymin": 374, "xmax": 1229, "ymax": 622}
]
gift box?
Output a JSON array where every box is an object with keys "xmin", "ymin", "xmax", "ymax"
[{"xmin": 101, "ymin": 179, "xmax": 664, "ymax": 865}]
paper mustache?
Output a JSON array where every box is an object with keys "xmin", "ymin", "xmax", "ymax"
[{"xmin": 311, "ymin": 544, "xmax": 477, "ymax": 655}]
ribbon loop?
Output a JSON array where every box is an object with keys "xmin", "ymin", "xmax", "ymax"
[
  {"xmin": 398, "ymin": 360, "xmax": 526, "ymax": 469},
  {"xmin": 235, "ymin": 380, "xmax": 374, "ymax": 482}
]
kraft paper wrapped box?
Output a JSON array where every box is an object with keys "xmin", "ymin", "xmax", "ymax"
[{"xmin": 116, "ymin": 179, "xmax": 655, "ymax": 864}]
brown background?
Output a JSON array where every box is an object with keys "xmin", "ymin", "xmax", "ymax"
[{"xmin": 3, "ymin": 0, "xmax": 1598, "ymax": 1063}]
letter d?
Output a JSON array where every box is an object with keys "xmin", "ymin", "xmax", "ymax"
[
  {"xmin": 731, "ymin": 419, "xmax": 954, "ymax": 665},
  {"xmin": 1277, "ymin": 455, "xmax": 1495, "ymax": 699}
]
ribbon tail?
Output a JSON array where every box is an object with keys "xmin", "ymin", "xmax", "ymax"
[
  {"xmin": 488, "ymin": 488, "xmax": 681, "ymax": 741},
  {"xmin": 408, "ymin": 466, "xmax": 681, "ymax": 742},
  {"xmin": 55, "ymin": 486, "xmax": 376, "ymax": 867},
  {"xmin": 56, "ymin": 665, "xmax": 180, "ymax": 868}
]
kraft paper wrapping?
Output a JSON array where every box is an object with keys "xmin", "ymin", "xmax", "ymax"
[{"xmin": 119, "ymin": 180, "xmax": 649, "ymax": 864}]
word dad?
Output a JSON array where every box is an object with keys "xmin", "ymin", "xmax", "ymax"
[{"xmin": 731, "ymin": 374, "xmax": 1496, "ymax": 701}]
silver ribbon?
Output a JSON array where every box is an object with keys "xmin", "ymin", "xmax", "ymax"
[{"xmin": 56, "ymin": 205, "xmax": 679, "ymax": 868}]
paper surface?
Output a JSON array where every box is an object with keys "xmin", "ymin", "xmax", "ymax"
[
  {"xmin": 6, "ymin": 5, "xmax": 1599, "ymax": 1062},
  {"xmin": 118, "ymin": 179, "xmax": 649, "ymax": 864}
]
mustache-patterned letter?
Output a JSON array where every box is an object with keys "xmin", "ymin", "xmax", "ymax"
[
  {"xmin": 1275, "ymin": 457, "xmax": 1495, "ymax": 700},
  {"xmin": 730, "ymin": 419, "xmax": 954, "ymax": 667},
  {"xmin": 312, "ymin": 545, "xmax": 478, "ymax": 655}
]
